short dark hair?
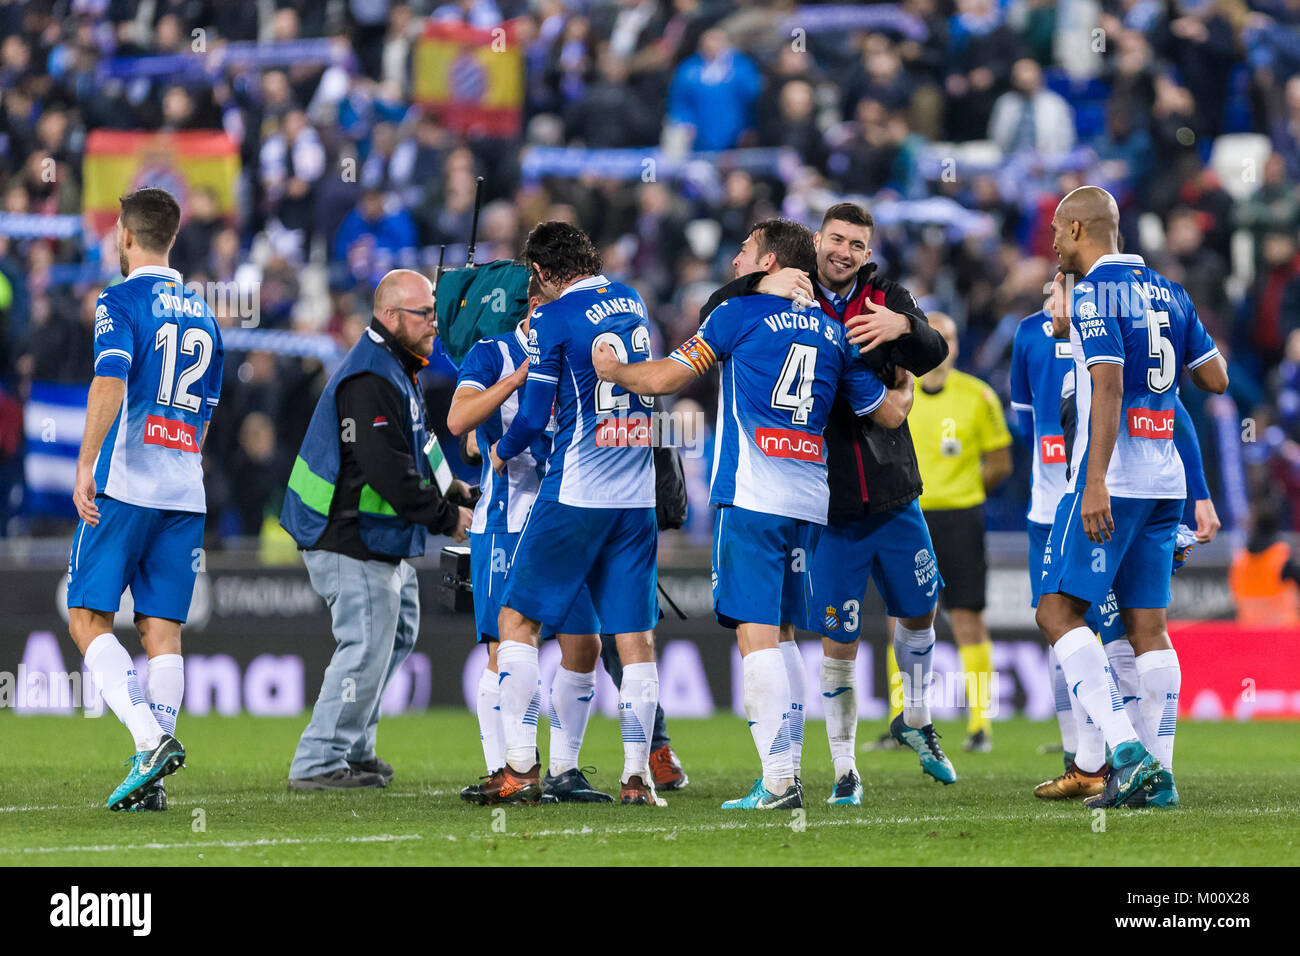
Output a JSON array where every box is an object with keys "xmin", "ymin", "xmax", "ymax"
[
  {"xmin": 750, "ymin": 218, "xmax": 817, "ymax": 274},
  {"xmin": 119, "ymin": 187, "xmax": 181, "ymax": 254},
  {"xmin": 820, "ymin": 202, "xmax": 874, "ymax": 234},
  {"xmin": 521, "ymin": 221, "xmax": 602, "ymax": 287}
]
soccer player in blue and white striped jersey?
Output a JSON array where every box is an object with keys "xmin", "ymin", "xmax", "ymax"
[{"xmin": 67, "ymin": 187, "xmax": 223, "ymax": 811}]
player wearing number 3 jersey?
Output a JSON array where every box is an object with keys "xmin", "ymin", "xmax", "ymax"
[
  {"xmin": 593, "ymin": 220, "xmax": 908, "ymax": 810},
  {"xmin": 66, "ymin": 188, "xmax": 223, "ymax": 811}
]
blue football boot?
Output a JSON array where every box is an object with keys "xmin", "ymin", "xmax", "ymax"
[
  {"xmin": 721, "ymin": 777, "xmax": 803, "ymax": 810},
  {"xmin": 1084, "ymin": 740, "xmax": 1163, "ymax": 809},
  {"xmin": 826, "ymin": 770, "xmax": 863, "ymax": 806},
  {"xmin": 890, "ymin": 714, "xmax": 957, "ymax": 784},
  {"xmin": 107, "ymin": 734, "xmax": 185, "ymax": 811}
]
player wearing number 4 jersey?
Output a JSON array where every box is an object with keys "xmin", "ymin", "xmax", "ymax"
[
  {"xmin": 66, "ymin": 188, "xmax": 223, "ymax": 811},
  {"xmin": 594, "ymin": 220, "xmax": 910, "ymax": 810},
  {"xmin": 1036, "ymin": 186, "xmax": 1228, "ymax": 810}
]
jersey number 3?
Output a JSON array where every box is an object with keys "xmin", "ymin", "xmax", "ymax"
[{"xmin": 155, "ymin": 322, "xmax": 213, "ymax": 413}]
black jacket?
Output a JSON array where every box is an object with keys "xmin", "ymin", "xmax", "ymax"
[
  {"xmin": 700, "ymin": 263, "xmax": 947, "ymax": 521},
  {"xmin": 312, "ymin": 321, "xmax": 462, "ymax": 562}
]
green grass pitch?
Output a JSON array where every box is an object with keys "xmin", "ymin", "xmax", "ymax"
[{"xmin": 2, "ymin": 711, "xmax": 1297, "ymax": 866}]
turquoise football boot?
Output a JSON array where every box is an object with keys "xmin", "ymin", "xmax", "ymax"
[
  {"xmin": 1125, "ymin": 769, "xmax": 1179, "ymax": 809},
  {"xmin": 107, "ymin": 734, "xmax": 185, "ymax": 811},
  {"xmin": 1084, "ymin": 740, "xmax": 1162, "ymax": 809},
  {"xmin": 826, "ymin": 770, "xmax": 863, "ymax": 806},
  {"xmin": 890, "ymin": 714, "xmax": 957, "ymax": 784},
  {"xmin": 721, "ymin": 777, "xmax": 803, "ymax": 810}
]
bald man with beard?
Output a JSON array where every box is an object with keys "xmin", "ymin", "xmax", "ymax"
[
  {"xmin": 1035, "ymin": 186, "xmax": 1227, "ymax": 809},
  {"xmin": 282, "ymin": 269, "xmax": 472, "ymax": 791}
]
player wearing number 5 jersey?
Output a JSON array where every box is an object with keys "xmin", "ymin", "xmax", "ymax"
[
  {"xmin": 66, "ymin": 188, "xmax": 223, "ymax": 811},
  {"xmin": 1036, "ymin": 186, "xmax": 1229, "ymax": 810},
  {"xmin": 486, "ymin": 222, "xmax": 664, "ymax": 807},
  {"xmin": 593, "ymin": 220, "xmax": 909, "ymax": 810}
]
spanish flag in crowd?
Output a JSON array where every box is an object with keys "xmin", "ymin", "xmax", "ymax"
[
  {"xmin": 82, "ymin": 130, "xmax": 240, "ymax": 233},
  {"xmin": 413, "ymin": 19, "xmax": 523, "ymax": 137}
]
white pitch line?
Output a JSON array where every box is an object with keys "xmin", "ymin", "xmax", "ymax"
[{"xmin": 1, "ymin": 833, "xmax": 424, "ymax": 855}]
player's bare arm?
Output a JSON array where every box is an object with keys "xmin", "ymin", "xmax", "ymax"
[
  {"xmin": 1082, "ymin": 362, "xmax": 1123, "ymax": 543},
  {"xmin": 867, "ymin": 387, "xmax": 910, "ymax": 429},
  {"xmin": 982, "ymin": 446, "xmax": 1013, "ymax": 492},
  {"xmin": 1189, "ymin": 352, "xmax": 1229, "ymax": 394},
  {"xmin": 73, "ymin": 376, "xmax": 128, "ymax": 526},
  {"xmin": 592, "ymin": 342, "xmax": 695, "ymax": 394},
  {"xmin": 447, "ymin": 362, "xmax": 529, "ymax": 436},
  {"xmin": 1194, "ymin": 497, "xmax": 1221, "ymax": 543}
]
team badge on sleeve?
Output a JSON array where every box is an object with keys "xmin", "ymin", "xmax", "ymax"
[{"xmin": 670, "ymin": 334, "xmax": 717, "ymax": 376}]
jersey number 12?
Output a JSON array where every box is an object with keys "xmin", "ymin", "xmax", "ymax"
[{"xmin": 155, "ymin": 322, "xmax": 213, "ymax": 412}]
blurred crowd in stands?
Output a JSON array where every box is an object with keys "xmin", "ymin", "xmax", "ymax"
[{"xmin": 0, "ymin": 0, "xmax": 1295, "ymax": 543}]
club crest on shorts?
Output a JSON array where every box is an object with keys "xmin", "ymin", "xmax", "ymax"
[
  {"xmin": 913, "ymin": 548, "xmax": 938, "ymax": 587},
  {"xmin": 823, "ymin": 605, "xmax": 840, "ymax": 631}
]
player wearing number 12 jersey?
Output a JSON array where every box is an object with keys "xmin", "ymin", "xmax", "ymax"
[
  {"xmin": 593, "ymin": 220, "xmax": 908, "ymax": 810},
  {"xmin": 1036, "ymin": 186, "xmax": 1228, "ymax": 810},
  {"xmin": 66, "ymin": 188, "xmax": 223, "ymax": 811}
]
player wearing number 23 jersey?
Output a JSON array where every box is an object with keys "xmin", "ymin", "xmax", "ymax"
[
  {"xmin": 495, "ymin": 274, "xmax": 658, "ymax": 634},
  {"xmin": 66, "ymin": 265, "xmax": 224, "ymax": 622},
  {"xmin": 1041, "ymin": 253, "xmax": 1219, "ymax": 610},
  {"xmin": 671, "ymin": 293, "xmax": 890, "ymax": 627}
]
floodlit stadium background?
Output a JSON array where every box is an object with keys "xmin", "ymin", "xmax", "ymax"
[{"xmin": 0, "ymin": 0, "xmax": 1295, "ymax": 719}]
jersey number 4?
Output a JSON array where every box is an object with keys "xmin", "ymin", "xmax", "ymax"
[
  {"xmin": 155, "ymin": 322, "xmax": 214, "ymax": 412},
  {"xmin": 771, "ymin": 343, "xmax": 817, "ymax": 425}
]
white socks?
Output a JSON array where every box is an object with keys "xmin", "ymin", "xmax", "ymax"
[
  {"xmin": 84, "ymin": 633, "xmax": 162, "ymax": 752},
  {"xmin": 476, "ymin": 666, "xmax": 504, "ymax": 774},
  {"xmin": 779, "ymin": 641, "xmax": 805, "ymax": 775},
  {"xmin": 548, "ymin": 666, "xmax": 596, "ymax": 777},
  {"xmin": 1136, "ymin": 648, "xmax": 1180, "ymax": 771},
  {"xmin": 1054, "ymin": 627, "xmax": 1138, "ymax": 753},
  {"xmin": 820, "ymin": 656, "xmax": 858, "ymax": 779},
  {"xmin": 618, "ymin": 661, "xmax": 659, "ymax": 781},
  {"xmin": 743, "ymin": 647, "xmax": 794, "ymax": 794},
  {"xmin": 894, "ymin": 621, "xmax": 935, "ymax": 728},
  {"xmin": 496, "ymin": 641, "xmax": 541, "ymax": 772},
  {"xmin": 146, "ymin": 654, "xmax": 184, "ymax": 737},
  {"xmin": 1072, "ymin": 704, "xmax": 1106, "ymax": 774},
  {"xmin": 1049, "ymin": 646, "xmax": 1078, "ymax": 754},
  {"xmin": 1105, "ymin": 639, "xmax": 1147, "ymax": 748}
]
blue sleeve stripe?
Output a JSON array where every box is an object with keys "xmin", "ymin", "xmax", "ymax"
[
  {"xmin": 1011, "ymin": 401, "xmax": 1033, "ymax": 412},
  {"xmin": 1084, "ymin": 355, "xmax": 1124, "ymax": 367},
  {"xmin": 1187, "ymin": 347, "xmax": 1220, "ymax": 370},
  {"xmin": 456, "ymin": 379, "xmax": 488, "ymax": 392},
  {"xmin": 529, "ymin": 373, "xmax": 559, "ymax": 384}
]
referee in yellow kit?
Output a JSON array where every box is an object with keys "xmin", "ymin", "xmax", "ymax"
[{"xmin": 906, "ymin": 314, "xmax": 1012, "ymax": 753}]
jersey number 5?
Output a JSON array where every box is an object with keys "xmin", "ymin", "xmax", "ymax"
[
  {"xmin": 771, "ymin": 343, "xmax": 817, "ymax": 425},
  {"xmin": 1145, "ymin": 310, "xmax": 1175, "ymax": 394},
  {"xmin": 155, "ymin": 322, "xmax": 213, "ymax": 413},
  {"xmin": 592, "ymin": 328, "xmax": 653, "ymax": 413}
]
